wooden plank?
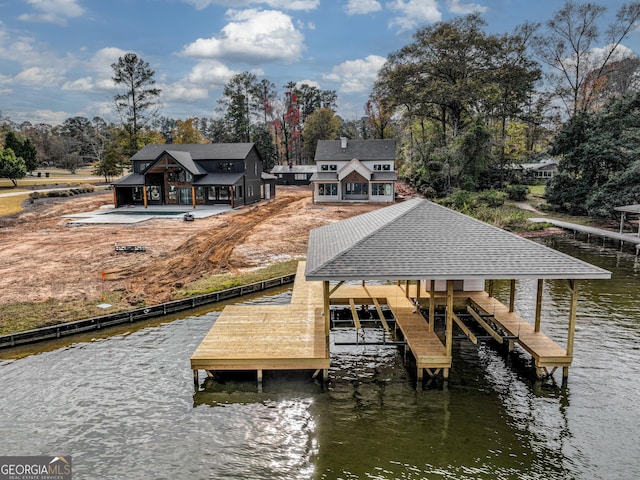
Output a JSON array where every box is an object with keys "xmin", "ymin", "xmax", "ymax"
[
  {"xmin": 349, "ymin": 298, "xmax": 362, "ymax": 330},
  {"xmin": 451, "ymin": 312, "xmax": 477, "ymax": 345},
  {"xmin": 466, "ymin": 305, "xmax": 503, "ymax": 344}
]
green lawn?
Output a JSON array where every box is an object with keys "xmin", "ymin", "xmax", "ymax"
[{"xmin": 0, "ymin": 193, "xmax": 29, "ymax": 216}]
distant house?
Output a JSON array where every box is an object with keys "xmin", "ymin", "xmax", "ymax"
[
  {"xmin": 511, "ymin": 158, "xmax": 559, "ymax": 182},
  {"xmin": 270, "ymin": 164, "xmax": 316, "ymax": 185},
  {"xmin": 112, "ymin": 143, "xmax": 272, "ymax": 208},
  {"xmin": 310, "ymin": 138, "xmax": 397, "ymax": 203}
]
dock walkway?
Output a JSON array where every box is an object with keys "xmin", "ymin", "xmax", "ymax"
[
  {"xmin": 190, "ymin": 262, "xmax": 329, "ymax": 387},
  {"xmin": 529, "ymin": 217, "xmax": 640, "ymax": 251},
  {"xmin": 466, "ymin": 291, "xmax": 571, "ymax": 376},
  {"xmin": 330, "ymin": 285, "xmax": 451, "ymax": 379}
]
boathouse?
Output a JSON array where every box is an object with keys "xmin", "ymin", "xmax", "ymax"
[{"xmin": 191, "ymin": 198, "xmax": 610, "ymax": 387}]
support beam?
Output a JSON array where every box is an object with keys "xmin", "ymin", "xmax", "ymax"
[
  {"xmin": 364, "ymin": 289, "xmax": 389, "ymax": 332},
  {"xmin": 113, "ymin": 188, "xmax": 118, "ymax": 208},
  {"xmin": 488, "ymin": 280, "xmax": 494, "ymax": 297},
  {"xmin": 535, "ymin": 279, "xmax": 543, "ymax": 332},
  {"xmin": 329, "ymin": 281, "xmax": 345, "ymax": 296},
  {"xmin": 405, "ymin": 280, "xmax": 410, "ymax": 298},
  {"xmin": 446, "ymin": 280, "xmax": 454, "ymax": 359},
  {"xmin": 191, "ymin": 186, "xmax": 196, "ymax": 209},
  {"xmin": 416, "ymin": 280, "xmax": 421, "ymax": 301},
  {"xmin": 143, "ymin": 185, "xmax": 148, "ymax": 208},
  {"xmin": 349, "ymin": 298, "xmax": 361, "ymax": 330},
  {"xmin": 509, "ymin": 279, "xmax": 516, "ymax": 313},
  {"xmin": 466, "ymin": 306, "xmax": 503, "ymax": 344},
  {"xmin": 323, "ymin": 281, "xmax": 330, "ymax": 339},
  {"xmin": 452, "ymin": 312, "xmax": 478, "ymax": 344},
  {"xmin": 565, "ymin": 279, "xmax": 579, "ymax": 378},
  {"xmin": 193, "ymin": 369, "xmax": 199, "ymax": 387},
  {"xmin": 429, "ymin": 280, "xmax": 435, "ymax": 332},
  {"xmin": 257, "ymin": 369, "xmax": 263, "ymax": 392}
]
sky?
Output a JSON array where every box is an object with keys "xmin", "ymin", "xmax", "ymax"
[{"xmin": 1, "ymin": 0, "xmax": 639, "ymax": 126}]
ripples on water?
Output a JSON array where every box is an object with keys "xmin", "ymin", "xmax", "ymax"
[{"xmin": 1, "ymin": 238, "xmax": 639, "ymax": 479}]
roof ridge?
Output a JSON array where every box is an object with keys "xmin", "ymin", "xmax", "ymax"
[{"xmin": 306, "ymin": 199, "xmax": 423, "ymax": 276}]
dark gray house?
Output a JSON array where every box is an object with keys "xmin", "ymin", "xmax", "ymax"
[
  {"xmin": 112, "ymin": 143, "xmax": 268, "ymax": 208},
  {"xmin": 310, "ymin": 138, "xmax": 397, "ymax": 203}
]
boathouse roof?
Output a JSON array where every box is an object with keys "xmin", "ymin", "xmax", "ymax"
[{"xmin": 305, "ymin": 198, "xmax": 611, "ymax": 281}]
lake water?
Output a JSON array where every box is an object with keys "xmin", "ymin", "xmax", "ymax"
[{"xmin": 1, "ymin": 236, "xmax": 639, "ymax": 479}]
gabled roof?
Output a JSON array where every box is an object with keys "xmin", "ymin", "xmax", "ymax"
[
  {"xmin": 305, "ymin": 198, "xmax": 611, "ymax": 281},
  {"xmin": 338, "ymin": 158, "xmax": 371, "ymax": 181},
  {"xmin": 131, "ymin": 143, "xmax": 256, "ymax": 162},
  {"xmin": 162, "ymin": 150, "xmax": 208, "ymax": 175},
  {"xmin": 112, "ymin": 173, "xmax": 145, "ymax": 186},
  {"xmin": 314, "ymin": 139, "xmax": 396, "ymax": 162}
]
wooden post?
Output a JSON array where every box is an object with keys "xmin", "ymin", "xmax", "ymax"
[
  {"xmin": 564, "ymin": 279, "xmax": 579, "ymax": 378},
  {"xmin": 323, "ymin": 280, "xmax": 331, "ymax": 339},
  {"xmin": 405, "ymin": 280, "xmax": 410, "ymax": 298},
  {"xmin": 620, "ymin": 212, "xmax": 625, "ymax": 234},
  {"xmin": 257, "ymin": 369, "xmax": 263, "ymax": 392},
  {"xmin": 230, "ymin": 186, "xmax": 235, "ymax": 209},
  {"xmin": 509, "ymin": 279, "xmax": 516, "ymax": 313},
  {"xmin": 191, "ymin": 186, "xmax": 196, "ymax": 209},
  {"xmin": 416, "ymin": 280, "xmax": 421, "ymax": 301},
  {"xmin": 488, "ymin": 280, "xmax": 494, "ymax": 297},
  {"xmin": 143, "ymin": 186, "xmax": 148, "ymax": 208},
  {"xmin": 429, "ymin": 280, "xmax": 435, "ymax": 332},
  {"xmin": 112, "ymin": 188, "xmax": 118, "ymax": 208},
  {"xmin": 535, "ymin": 279, "xmax": 543, "ymax": 332},
  {"xmin": 193, "ymin": 369, "xmax": 199, "ymax": 388},
  {"xmin": 446, "ymin": 280, "xmax": 454, "ymax": 359}
]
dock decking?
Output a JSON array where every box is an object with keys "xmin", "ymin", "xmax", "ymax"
[
  {"xmin": 190, "ymin": 262, "xmax": 329, "ymax": 386},
  {"xmin": 191, "ymin": 263, "xmax": 574, "ymax": 386}
]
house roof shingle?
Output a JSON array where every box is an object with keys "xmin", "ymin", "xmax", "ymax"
[
  {"xmin": 304, "ymin": 198, "xmax": 611, "ymax": 281},
  {"xmin": 131, "ymin": 143, "xmax": 256, "ymax": 161},
  {"xmin": 314, "ymin": 139, "xmax": 396, "ymax": 162}
]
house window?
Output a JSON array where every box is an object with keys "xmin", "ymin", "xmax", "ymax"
[
  {"xmin": 195, "ymin": 187, "xmax": 205, "ymax": 201},
  {"xmin": 236, "ymin": 185, "xmax": 243, "ymax": 199},
  {"xmin": 168, "ymin": 185, "xmax": 178, "ymax": 201},
  {"xmin": 208, "ymin": 186, "xmax": 217, "ymax": 200},
  {"xmin": 218, "ymin": 162, "xmax": 234, "ymax": 171},
  {"xmin": 374, "ymin": 164, "xmax": 391, "ymax": 171},
  {"xmin": 318, "ymin": 183, "xmax": 337, "ymax": 195},
  {"xmin": 179, "ymin": 188, "xmax": 192, "ymax": 205},
  {"xmin": 321, "ymin": 164, "xmax": 337, "ymax": 171},
  {"xmin": 345, "ymin": 183, "xmax": 368, "ymax": 195},
  {"xmin": 321, "ymin": 165, "xmax": 329, "ymax": 171},
  {"xmin": 248, "ymin": 184, "xmax": 254, "ymax": 197},
  {"xmin": 132, "ymin": 187, "xmax": 143, "ymax": 201},
  {"xmin": 295, "ymin": 173, "xmax": 307, "ymax": 180},
  {"xmin": 372, "ymin": 183, "xmax": 392, "ymax": 196},
  {"xmin": 219, "ymin": 186, "xmax": 230, "ymax": 200}
]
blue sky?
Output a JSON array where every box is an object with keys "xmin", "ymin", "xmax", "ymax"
[{"xmin": 1, "ymin": 0, "xmax": 638, "ymax": 126}]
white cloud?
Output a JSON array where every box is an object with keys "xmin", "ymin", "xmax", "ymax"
[
  {"xmin": 19, "ymin": 0, "xmax": 85, "ymax": 26},
  {"xmin": 447, "ymin": 0, "xmax": 488, "ymax": 15},
  {"xmin": 345, "ymin": 0, "xmax": 382, "ymax": 15},
  {"xmin": 162, "ymin": 84, "xmax": 210, "ymax": 102},
  {"xmin": 182, "ymin": 9, "xmax": 304, "ymax": 63},
  {"xmin": 15, "ymin": 66, "xmax": 66, "ymax": 86},
  {"xmin": 186, "ymin": 60, "xmax": 238, "ymax": 86},
  {"xmin": 61, "ymin": 76, "xmax": 93, "ymax": 92},
  {"xmin": 324, "ymin": 54, "xmax": 386, "ymax": 93},
  {"xmin": 181, "ymin": 0, "xmax": 319, "ymax": 11},
  {"xmin": 388, "ymin": 0, "xmax": 441, "ymax": 32}
]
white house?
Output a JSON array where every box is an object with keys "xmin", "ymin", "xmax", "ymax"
[{"xmin": 310, "ymin": 138, "xmax": 397, "ymax": 203}]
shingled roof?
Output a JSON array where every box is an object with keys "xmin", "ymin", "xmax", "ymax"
[
  {"xmin": 304, "ymin": 198, "xmax": 611, "ymax": 281},
  {"xmin": 131, "ymin": 143, "xmax": 256, "ymax": 161},
  {"xmin": 314, "ymin": 139, "xmax": 396, "ymax": 162}
]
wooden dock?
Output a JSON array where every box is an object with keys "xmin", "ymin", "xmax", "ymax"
[
  {"xmin": 466, "ymin": 291, "xmax": 571, "ymax": 377},
  {"xmin": 330, "ymin": 284, "xmax": 451, "ymax": 380},
  {"xmin": 190, "ymin": 262, "xmax": 329, "ymax": 388},
  {"xmin": 529, "ymin": 217, "xmax": 640, "ymax": 252}
]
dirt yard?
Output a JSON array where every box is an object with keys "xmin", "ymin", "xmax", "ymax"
[{"xmin": 0, "ymin": 186, "xmax": 387, "ymax": 307}]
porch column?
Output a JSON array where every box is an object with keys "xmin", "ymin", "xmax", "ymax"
[
  {"xmin": 619, "ymin": 212, "xmax": 626, "ymax": 234},
  {"xmin": 230, "ymin": 187, "xmax": 235, "ymax": 209},
  {"xmin": 535, "ymin": 279, "xmax": 543, "ymax": 332},
  {"xmin": 564, "ymin": 279, "xmax": 579, "ymax": 378},
  {"xmin": 143, "ymin": 186, "xmax": 148, "ymax": 209},
  {"xmin": 191, "ymin": 186, "xmax": 196, "ymax": 209},
  {"xmin": 112, "ymin": 188, "xmax": 117, "ymax": 208}
]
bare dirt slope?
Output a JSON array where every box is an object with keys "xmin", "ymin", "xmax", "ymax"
[{"xmin": 0, "ymin": 186, "xmax": 384, "ymax": 306}]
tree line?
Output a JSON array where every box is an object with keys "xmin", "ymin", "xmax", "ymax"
[{"xmin": 2, "ymin": 1, "xmax": 640, "ymax": 220}]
